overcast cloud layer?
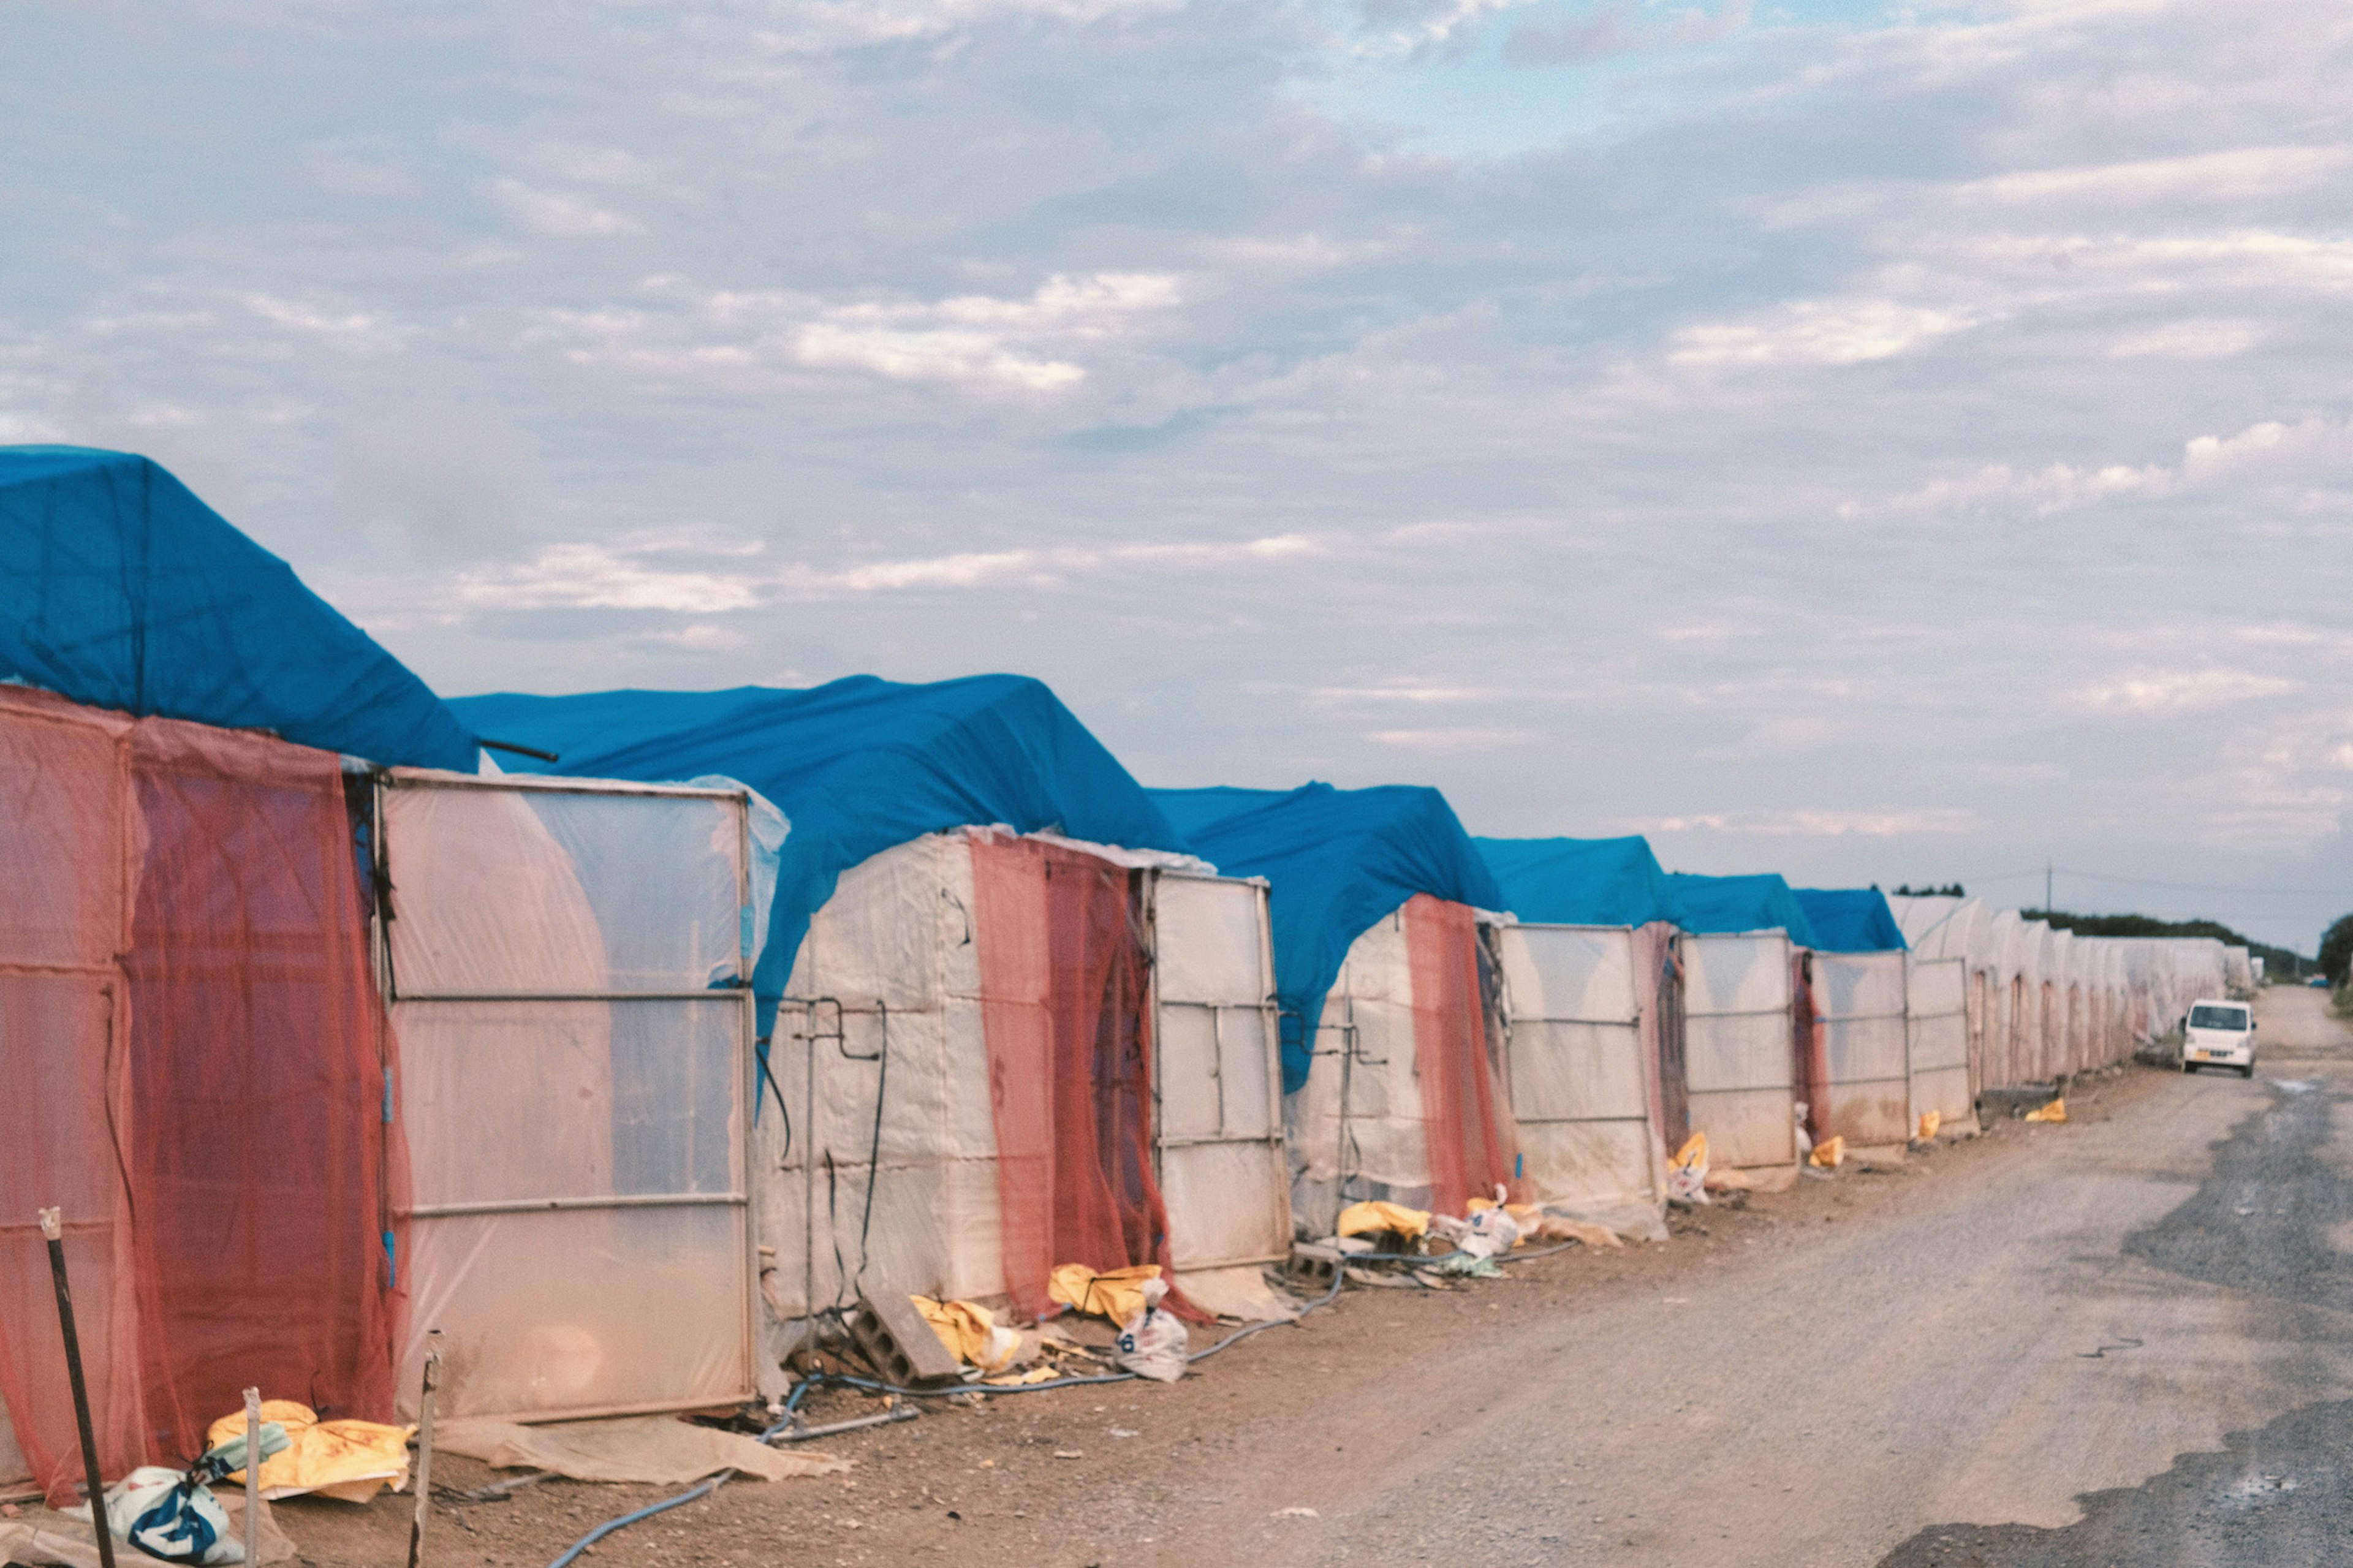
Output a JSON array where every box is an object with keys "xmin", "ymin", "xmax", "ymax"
[{"xmin": 6, "ymin": 0, "xmax": 2351, "ymax": 948}]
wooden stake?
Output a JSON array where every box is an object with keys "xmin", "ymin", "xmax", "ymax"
[
  {"xmin": 406, "ymin": 1330, "xmax": 442, "ymax": 1568},
  {"xmin": 242, "ymin": 1386, "xmax": 262, "ymax": 1564},
  {"xmin": 39, "ymin": 1207, "xmax": 116, "ymax": 1568}
]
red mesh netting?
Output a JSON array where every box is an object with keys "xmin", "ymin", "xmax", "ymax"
[
  {"xmin": 1403, "ymin": 894, "xmax": 1515, "ymax": 1218},
  {"xmin": 969, "ymin": 831, "xmax": 1184, "ymax": 1324},
  {"xmin": 1792, "ymin": 952, "xmax": 1828, "ymax": 1143},
  {"xmin": 0, "ymin": 688, "xmax": 400, "ymax": 1502}
]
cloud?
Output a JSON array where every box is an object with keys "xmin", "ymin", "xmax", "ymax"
[
  {"xmin": 457, "ymin": 543, "xmax": 763, "ymax": 612},
  {"xmin": 1670, "ymin": 299, "xmax": 1982, "ymax": 368},
  {"xmin": 795, "ymin": 274, "xmax": 1178, "ymax": 389},
  {"xmin": 456, "ymin": 532, "xmax": 1321, "ymax": 609},
  {"xmin": 1647, "ymin": 810, "xmax": 1976, "ymax": 837},
  {"xmin": 1952, "ymin": 145, "xmax": 2353, "ymax": 207},
  {"xmin": 491, "ymin": 180, "xmax": 642, "ymax": 238},
  {"xmin": 2076, "ymin": 670, "xmax": 2301, "ymax": 715},
  {"xmin": 1505, "ymin": 0, "xmax": 1750, "ymax": 65},
  {"xmin": 1873, "ymin": 415, "xmax": 2353, "ymax": 517}
]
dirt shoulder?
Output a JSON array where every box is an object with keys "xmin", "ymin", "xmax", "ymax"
[{"xmin": 267, "ymin": 1065, "xmax": 2170, "ymax": 1568}]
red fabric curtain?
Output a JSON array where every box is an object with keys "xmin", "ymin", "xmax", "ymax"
[
  {"xmin": 1404, "ymin": 894, "xmax": 1514, "ymax": 1218},
  {"xmin": 1792, "ymin": 952, "xmax": 1828, "ymax": 1143},
  {"xmin": 0, "ymin": 689, "xmax": 400, "ymax": 1502},
  {"xmin": 969, "ymin": 831, "xmax": 1178, "ymax": 1322}
]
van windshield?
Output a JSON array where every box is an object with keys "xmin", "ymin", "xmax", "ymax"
[{"xmin": 2190, "ymin": 1004, "xmax": 2249, "ymax": 1031}]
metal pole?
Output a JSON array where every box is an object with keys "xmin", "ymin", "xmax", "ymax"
[
  {"xmin": 241, "ymin": 1387, "xmax": 262, "ymax": 1563},
  {"xmin": 406, "ymin": 1331, "xmax": 441, "ymax": 1568},
  {"xmin": 39, "ymin": 1208, "xmax": 117, "ymax": 1568}
]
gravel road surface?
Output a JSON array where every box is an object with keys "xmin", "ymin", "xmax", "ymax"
[{"xmin": 254, "ymin": 987, "xmax": 2353, "ymax": 1568}]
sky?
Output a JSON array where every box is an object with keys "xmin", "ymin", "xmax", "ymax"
[{"xmin": 5, "ymin": 0, "xmax": 2351, "ymax": 951}]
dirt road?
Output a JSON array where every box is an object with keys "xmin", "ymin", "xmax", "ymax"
[{"xmin": 272, "ymin": 986, "xmax": 2353, "ymax": 1567}]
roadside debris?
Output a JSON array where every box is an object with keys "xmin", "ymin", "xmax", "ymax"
[{"xmin": 2026, "ymin": 1098, "xmax": 2068, "ymax": 1124}]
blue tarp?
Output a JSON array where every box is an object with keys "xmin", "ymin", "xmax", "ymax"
[
  {"xmin": 1665, "ymin": 871, "xmax": 1821, "ymax": 948},
  {"xmin": 0, "ymin": 445, "xmax": 477, "ymax": 769},
  {"xmin": 448, "ymin": 675, "xmax": 1190, "ymax": 1034},
  {"xmin": 1148, "ymin": 782, "xmax": 1506, "ymax": 1094},
  {"xmin": 1473, "ymin": 835, "xmax": 1688, "ymax": 929},
  {"xmin": 1792, "ymin": 888, "xmax": 1908, "ymax": 953}
]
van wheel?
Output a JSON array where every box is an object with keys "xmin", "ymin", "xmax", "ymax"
[
  {"xmin": 2182, "ymin": 1061, "xmax": 2196, "ymax": 1074},
  {"xmin": 2241, "ymin": 1064, "xmax": 2256, "ymax": 1079}
]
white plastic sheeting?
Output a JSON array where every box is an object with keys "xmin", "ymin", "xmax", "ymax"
[
  {"xmin": 1678, "ymin": 931, "xmax": 1796, "ymax": 1170},
  {"xmin": 1149, "ymin": 872, "xmax": 1290, "ymax": 1273},
  {"xmin": 381, "ymin": 770, "xmax": 756, "ymax": 1423},
  {"xmin": 1906, "ymin": 958, "xmax": 1971, "ymax": 1132},
  {"xmin": 1495, "ymin": 923, "xmax": 1666, "ymax": 1214},
  {"xmin": 1814, "ymin": 950, "xmax": 1911, "ymax": 1146},
  {"xmin": 1287, "ymin": 909, "xmax": 1425, "ymax": 1238}
]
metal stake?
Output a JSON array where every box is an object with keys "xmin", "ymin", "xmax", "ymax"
[
  {"xmin": 39, "ymin": 1207, "xmax": 117, "ymax": 1568},
  {"xmin": 406, "ymin": 1331, "xmax": 442, "ymax": 1568},
  {"xmin": 242, "ymin": 1386, "xmax": 262, "ymax": 1564}
]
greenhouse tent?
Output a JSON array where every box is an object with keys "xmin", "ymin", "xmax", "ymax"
[
  {"xmin": 1473, "ymin": 836, "xmax": 1684, "ymax": 1224},
  {"xmin": 0, "ymin": 445, "xmax": 476, "ymax": 768},
  {"xmin": 1658, "ymin": 873, "xmax": 1817, "ymax": 1168},
  {"xmin": 1153, "ymin": 784, "xmax": 1512, "ymax": 1233},
  {"xmin": 452, "ymin": 680, "xmax": 1290, "ymax": 1328}
]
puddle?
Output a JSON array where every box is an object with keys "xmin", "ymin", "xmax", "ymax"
[{"xmin": 1877, "ymin": 1078, "xmax": 2353, "ymax": 1564}]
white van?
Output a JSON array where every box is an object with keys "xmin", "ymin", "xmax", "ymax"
[{"xmin": 2182, "ymin": 999, "xmax": 2256, "ymax": 1077}]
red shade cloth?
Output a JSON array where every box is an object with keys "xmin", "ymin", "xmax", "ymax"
[
  {"xmin": 1404, "ymin": 894, "xmax": 1515, "ymax": 1218},
  {"xmin": 1792, "ymin": 952, "xmax": 1828, "ymax": 1144},
  {"xmin": 968, "ymin": 831, "xmax": 1181, "ymax": 1323},
  {"xmin": 0, "ymin": 687, "xmax": 400, "ymax": 1503}
]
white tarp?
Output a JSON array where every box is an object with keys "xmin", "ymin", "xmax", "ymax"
[
  {"xmin": 1906, "ymin": 957, "xmax": 1971, "ymax": 1132},
  {"xmin": 1814, "ymin": 950, "xmax": 1911, "ymax": 1146},
  {"xmin": 1496, "ymin": 924, "xmax": 1665, "ymax": 1214},
  {"xmin": 381, "ymin": 770, "xmax": 756, "ymax": 1423},
  {"xmin": 1150, "ymin": 872, "xmax": 1290, "ymax": 1273},
  {"xmin": 1679, "ymin": 931, "xmax": 1796, "ymax": 1170},
  {"xmin": 1287, "ymin": 907, "xmax": 1425, "ymax": 1238}
]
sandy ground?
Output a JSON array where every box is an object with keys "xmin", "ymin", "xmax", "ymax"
[{"xmin": 188, "ymin": 987, "xmax": 2353, "ymax": 1568}]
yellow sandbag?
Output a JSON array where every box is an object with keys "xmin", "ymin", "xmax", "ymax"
[
  {"xmin": 1335, "ymin": 1200, "xmax": 1431, "ymax": 1240},
  {"xmin": 983, "ymin": 1366, "xmax": 1060, "ymax": 1387},
  {"xmin": 1047, "ymin": 1263, "xmax": 1162, "ymax": 1324},
  {"xmin": 1809, "ymin": 1135, "xmax": 1845, "ymax": 1168},
  {"xmin": 1917, "ymin": 1110, "xmax": 1942, "ymax": 1141},
  {"xmin": 2025, "ymin": 1098, "xmax": 2067, "ymax": 1123},
  {"xmin": 911, "ymin": 1295, "xmax": 1021, "ymax": 1371},
  {"xmin": 1671, "ymin": 1132, "xmax": 1707, "ymax": 1172},
  {"xmin": 1533, "ymin": 1216, "xmax": 1623, "ymax": 1248},
  {"xmin": 205, "ymin": 1401, "xmax": 412, "ymax": 1503}
]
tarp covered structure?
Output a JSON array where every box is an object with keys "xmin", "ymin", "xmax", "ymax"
[
  {"xmin": 0, "ymin": 446, "xmax": 477, "ymax": 770},
  {"xmin": 1474, "ymin": 835, "xmax": 1688, "ymax": 929},
  {"xmin": 448, "ymin": 676, "xmax": 1194, "ymax": 1036},
  {"xmin": 1666, "ymin": 872, "xmax": 1821, "ymax": 949},
  {"xmin": 1792, "ymin": 888, "xmax": 1908, "ymax": 953},
  {"xmin": 1150, "ymin": 784, "xmax": 1507, "ymax": 1094}
]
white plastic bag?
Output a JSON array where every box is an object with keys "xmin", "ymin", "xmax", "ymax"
[
  {"xmin": 69, "ymin": 1467, "xmax": 242, "ymax": 1564},
  {"xmin": 1113, "ymin": 1278, "xmax": 1189, "ymax": 1384},
  {"xmin": 1457, "ymin": 1204, "xmax": 1522, "ymax": 1260},
  {"xmin": 1665, "ymin": 1131, "xmax": 1709, "ymax": 1205}
]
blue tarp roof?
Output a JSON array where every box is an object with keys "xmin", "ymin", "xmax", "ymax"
[
  {"xmin": 0, "ymin": 446, "xmax": 477, "ymax": 769},
  {"xmin": 448, "ymin": 676, "xmax": 1190, "ymax": 1032},
  {"xmin": 1148, "ymin": 782, "xmax": 1505, "ymax": 1094},
  {"xmin": 1664, "ymin": 871, "xmax": 1821, "ymax": 948},
  {"xmin": 1473, "ymin": 835, "xmax": 1688, "ymax": 929},
  {"xmin": 1792, "ymin": 888, "xmax": 1908, "ymax": 952}
]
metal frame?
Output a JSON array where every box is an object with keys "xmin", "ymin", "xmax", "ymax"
[
  {"xmin": 1145, "ymin": 869, "xmax": 1291, "ymax": 1272},
  {"xmin": 1675, "ymin": 929, "xmax": 1798, "ymax": 1163},
  {"xmin": 373, "ymin": 767, "xmax": 759, "ymax": 1425}
]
